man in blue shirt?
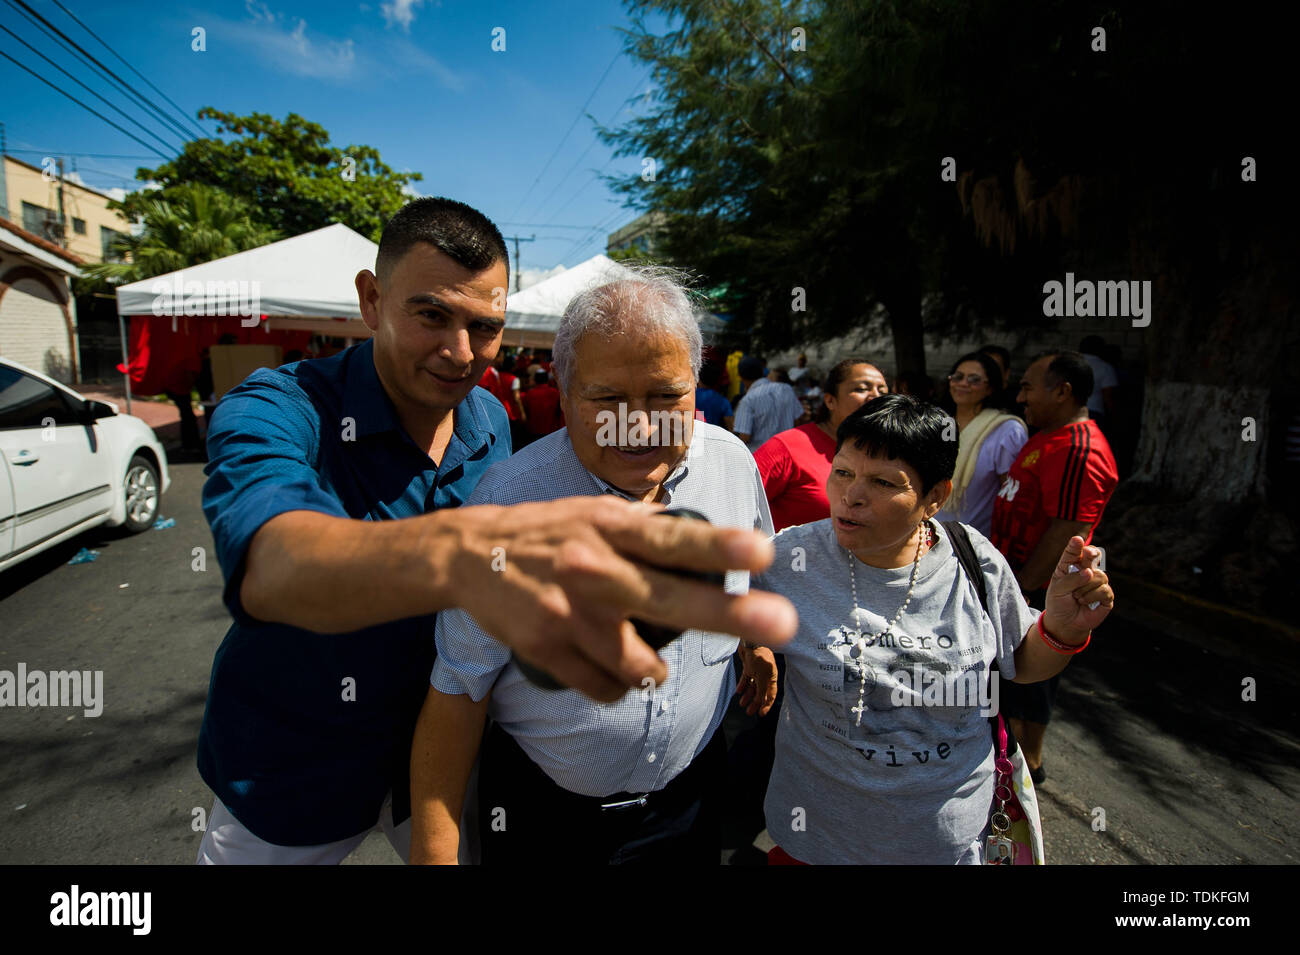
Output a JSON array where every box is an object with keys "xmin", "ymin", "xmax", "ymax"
[
  {"xmin": 195, "ymin": 198, "xmax": 797, "ymax": 864},
  {"xmin": 695, "ymin": 361, "xmax": 734, "ymax": 430}
]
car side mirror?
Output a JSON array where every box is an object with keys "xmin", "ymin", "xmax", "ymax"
[{"xmin": 82, "ymin": 399, "xmax": 117, "ymax": 423}]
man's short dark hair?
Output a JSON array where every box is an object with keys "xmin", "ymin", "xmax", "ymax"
[
  {"xmin": 738, "ymin": 356, "xmax": 766, "ymax": 381},
  {"xmin": 1032, "ymin": 350, "xmax": 1093, "ymax": 407},
  {"xmin": 375, "ymin": 197, "xmax": 509, "ymax": 282},
  {"xmin": 835, "ymin": 394, "xmax": 956, "ymax": 496},
  {"xmin": 699, "ymin": 362, "xmax": 723, "ymax": 388}
]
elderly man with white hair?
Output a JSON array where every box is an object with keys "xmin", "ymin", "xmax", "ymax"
[{"xmin": 409, "ymin": 268, "xmax": 778, "ymax": 865}]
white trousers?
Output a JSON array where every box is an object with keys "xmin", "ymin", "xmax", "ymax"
[{"xmin": 195, "ymin": 792, "xmax": 411, "ymax": 865}]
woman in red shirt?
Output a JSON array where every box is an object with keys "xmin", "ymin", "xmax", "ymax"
[{"xmin": 755, "ymin": 358, "xmax": 889, "ymax": 531}]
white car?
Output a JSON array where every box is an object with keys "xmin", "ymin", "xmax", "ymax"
[{"xmin": 0, "ymin": 357, "xmax": 171, "ymax": 573}]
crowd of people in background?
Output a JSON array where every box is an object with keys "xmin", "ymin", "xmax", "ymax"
[{"xmin": 477, "ymin": 346, "xmax": 567, "ymax": 449}]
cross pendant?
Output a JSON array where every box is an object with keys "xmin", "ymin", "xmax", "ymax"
[{"xmin": 851, "ymin": 700, "xmax": 867, "ymax": 726}]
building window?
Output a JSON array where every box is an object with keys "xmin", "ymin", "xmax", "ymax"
[
  {"xmin": 72, "ymin": 217, "xmax": 87, "ymax": 235},
  {"xmin": 21, "ymin": 201, "xmax": 60, "ymax": 241},
  {"xmin": 100, "ymin": 225, "xmax": 126, "ymax": 262}
]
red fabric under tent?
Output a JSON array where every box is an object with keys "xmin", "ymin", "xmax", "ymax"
[{"xmin": 117, "ymin": 314, "xmax": 311, "ymax": 396}]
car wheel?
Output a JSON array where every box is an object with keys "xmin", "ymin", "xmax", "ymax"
[{"xmin": 122, "ymin": 454, "xmax": 160, "ymax": 533}]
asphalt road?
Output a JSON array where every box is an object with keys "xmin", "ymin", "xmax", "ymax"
[{"xmin": 1, "ymin": 459, "xmax": 1297, "ymax": 864}]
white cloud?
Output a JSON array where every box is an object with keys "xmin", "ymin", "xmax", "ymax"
[
  {"xmin": 382, "ymin": 38, "xmax": 463, "ymax": 91},
  {"xmin": 214, "ymin": 1, "xmax": 456, "ymax": 87},
  {"xmin": 61, "ymin": 171, "xmax": 130, "ymax": 203},
  {"xmin": 225, "ymin": 0, "xmax": 357, "ymax": 79},
  {"xmin": 515, "ymin": 264, "xmax": 566, "ymax": 291},
  {"xmin": 381, "ymin": 0, "xmax": 426, "ymax": 32}
]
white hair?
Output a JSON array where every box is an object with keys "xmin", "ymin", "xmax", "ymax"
[{"xmin": 551, "ymin": 265, "xmax": 703, "ymax": 392}]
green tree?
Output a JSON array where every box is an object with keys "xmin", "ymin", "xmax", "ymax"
[
  {"xmin": 121, "ymin": 108, "xmax": 420, "ymax": 241},
  {"xmin": 78, "ymin": 183, "xmax": 279, "ymax": 287},
  {"xmin": 606, "ymin": 0, "xmax": 1298, "ymax": 616}
]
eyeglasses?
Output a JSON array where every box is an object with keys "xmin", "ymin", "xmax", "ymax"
[{"xmin": 948, "ymin": 373, "xmax": 988, "ymax": 386}]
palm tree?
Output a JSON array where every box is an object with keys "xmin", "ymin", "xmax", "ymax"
[{"xmin": 80, "ymin": 183, "xmax": 280, "ymax": 287}]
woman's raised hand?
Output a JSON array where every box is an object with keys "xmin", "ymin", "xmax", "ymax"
[{"xmin": 1042, "ymin": 536, "xmax": 1114, "ymax": 643}]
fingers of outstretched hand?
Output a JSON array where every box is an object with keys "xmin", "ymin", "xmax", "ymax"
[
  {"xmin": 593, "ymin": 499, "xmax": 777, "ymax": 576},
  {"xmin": 628, "ymin": 565, "xmax": 797, "ymax": 650}
]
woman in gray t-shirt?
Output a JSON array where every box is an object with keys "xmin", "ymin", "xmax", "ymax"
[{"xmin": 753, "ymin": 395, "xmax": 1114, "ymax": 864}]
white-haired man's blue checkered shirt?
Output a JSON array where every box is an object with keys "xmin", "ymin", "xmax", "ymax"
[{"xmin": 431, "ymin": 422, "xmax": 774, "ymax": 797}]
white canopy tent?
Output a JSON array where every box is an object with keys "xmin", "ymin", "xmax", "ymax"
[
  {"xmin": 112, "ymin": 223, "xmax": 379, "ymax": 412},
  {"xmin": 503, "ymin": 253, "xmax": 727, "ymax": 347},
  {"xmin": 114, "ymin": 222, "xmax": 379, "ymax": 338},
  {"xmin": 110, "ymin": 234, "xmax": 726, "ymax": 411}
]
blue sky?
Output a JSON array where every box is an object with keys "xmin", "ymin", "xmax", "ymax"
[{"xmin": 1, "ymin": 0, "xmax": 662, "ymax": 282}]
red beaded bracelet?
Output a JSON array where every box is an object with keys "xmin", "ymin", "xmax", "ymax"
[{"xmin": 1036, "ymin": 612, "xmax": 1090, "ymax": 654}]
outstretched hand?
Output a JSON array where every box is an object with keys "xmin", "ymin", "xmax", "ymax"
[
  {"xmin": 451, "ymin": 496, "xmax": 797, "ymax": 702},
  {"xmin": 1042, "ymin": 536, "xmax": 1114, "ymax": 643}
]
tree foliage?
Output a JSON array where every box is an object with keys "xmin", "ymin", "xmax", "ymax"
[
  {"xmin": 120, "ymin": 108, "xmax": 420, "ymax": 242},
  {"xmin": 78, "ymin": 183, "xmax": 279, "ymax": 289},
  {"xmin": 602, "ymin": 0, "xmax": 1293, "ymax": 375}
]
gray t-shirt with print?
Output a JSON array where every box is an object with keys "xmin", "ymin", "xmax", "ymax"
[{"xmin": 755, "ymin": 519, "xmax": 1039, "ymax": 864}]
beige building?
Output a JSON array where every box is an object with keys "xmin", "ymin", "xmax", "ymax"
[
  {"xmin": 0, "ymin": 154, "xmax": 131, "ymax": 265},
  {"xmin": 0, "ymin": 216, "xmax": 82, "ymax": 383},
  {"xmin": 606, "ymin": 210, "xmax": 665, "ymax": 257}
]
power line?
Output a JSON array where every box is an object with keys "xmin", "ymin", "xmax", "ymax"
[
  {"xmin": 0, "ymin": 23, "xmax": 184, "ymax": 154},
  {"xmin": 559, "ymin": 205, "xmax": 628, "ymax": 264},
  {"xmin": 0, "ymin": 47, "xmax": 169, "ymax": 159},
  {"xmin": 50, "ymin": 0, "xmax": 209, "ymax": 140},
  {"xmin": 69, "ymin": 163, "xmax": 138, "ymax": 183},
  {"xmin": 3, "ymin": 0, "xmax": 195, "ymax": 145},
  {"xmin": 526, "ymin": 69, "xmax": 652, "ymax": 224},
  {"xmin": 2, "ymin": 147, "xmax": 160, "ymax": 160},
  {"xmin": 504, "ymin": 47, "xmax": 623, "ymax": 223},
  {"xmin": 545, "ymin": 172, "xmax": 601, "ymax": 222},
  {"xmin": 496, "ymin": 222, "xmax": 602, "ymax": 231}
]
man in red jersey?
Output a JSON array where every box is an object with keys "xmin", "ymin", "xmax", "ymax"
[
  {"xmin": 520, "ymin": 367, "xmax": 564, "ymax": 440},
  {"xmin": 992, "ymin": 350, "xmax": 1119, "ymax": 783},
  {"xmin": 480, "ymin": 350, "xmax": 527, "ymax": 448}
]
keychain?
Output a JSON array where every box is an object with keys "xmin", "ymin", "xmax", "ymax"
[{"xmin": 985, "ymin": 782, "xmax": 1018, "ymax": 864}]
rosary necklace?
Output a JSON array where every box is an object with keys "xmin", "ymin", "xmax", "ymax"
[{"xmin": 846, "ymin": 520, "xmax": 933, "ymax": 726}]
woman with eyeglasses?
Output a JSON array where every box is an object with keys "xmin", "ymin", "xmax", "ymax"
[{"xmin": 934, "ymin": 352, "xmax": 1027, "ymax": 536}]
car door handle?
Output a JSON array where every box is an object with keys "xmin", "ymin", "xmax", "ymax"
[{"xmin": 8, "ymin": 451, "xmax": 39, "ymax": 465}]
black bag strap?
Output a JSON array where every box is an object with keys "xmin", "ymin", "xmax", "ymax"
[
  {"xmin": 940, "ymin": 521, "xmax": 1019, "ymax": 754},
  {"xmin": 941, "ymin": 520, "xmax": 989, "ymax": 619}
]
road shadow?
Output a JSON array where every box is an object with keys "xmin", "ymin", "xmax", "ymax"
[
  {"xmin": 1050, "ymin": 614, "xmax": 1300, "ymax": 827},
  {"xmin": 0, "ymin": 524, "xmax": 139, "ymax": 601},
  {"xmin": 0, "ymin": 686, "xmax": 210, "ymax": 862}
]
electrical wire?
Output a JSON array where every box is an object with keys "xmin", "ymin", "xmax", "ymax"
[
  {"xmin": 3, "ymin": 0, "xmax": 195, "ymax": 144},
  {"xmin": 503, "ymin": 47, "xmax": 623, "ymax": 223},
  {"xmin": 0, "ymin": 46, "xmax": 169, "ymax": 159},
  {"xmin": 0, "ymin": 23, "xmax": 184, "ymax": 154},
  {"xmin": 50, "ymin": 0, "xmax": 209, "ymax": 139}
]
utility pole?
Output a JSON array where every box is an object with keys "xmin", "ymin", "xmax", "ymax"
[
  {"xmin": 55, "ymin": 156, "xmax": 68, "ymax": 247},
  {"xmin": 0, "ymin": 123, "xmax": 8, "ymax": 223},
  {"xmin": 504, "ymin": 234, "xmax": 535, "ymax": 292}
]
